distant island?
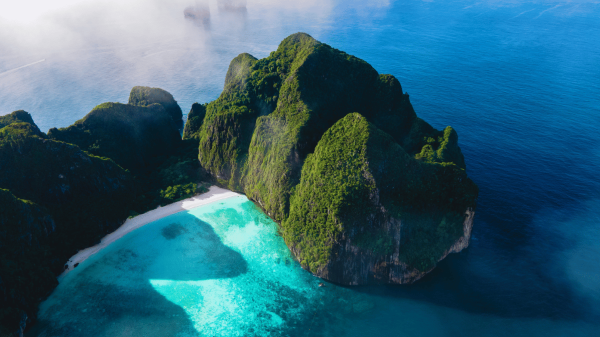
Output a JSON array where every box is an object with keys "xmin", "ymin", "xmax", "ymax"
[
  {"xmin": 184, "ymin": 4, "xmax": 210, "ymax": 26},
  {"xmin": 0, "ymin": 33, "xmax": 477, "ymax": 335},
  {"xmin": 218, "ymin": 0, "xmax": 247, "ymax": 12}
]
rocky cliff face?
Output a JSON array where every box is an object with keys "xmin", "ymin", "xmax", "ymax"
[
  {"xmin": 1, "ymin": 123, "xmax": 132, "ymax": 207},
  {"xmin": 182, "ymin": 103, "xmax": 207, "ymax": 140},
  {"xmin": 312, "ymin": 208, "xmax": 475, "ymax": 285},
  {"xmin": 196, "ymin": 33, "xmax": 478, "ymax": 285},
  {"xmin": 0, "ymin": 110, "xmax": 41, "ymax": 132},
  {"xmin": 0, "ymin": 116, "xmax": 135, "ymax": 266}
]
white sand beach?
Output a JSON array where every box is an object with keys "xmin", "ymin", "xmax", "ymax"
[{"xmin": 60, "ymin": 186, "xmax": 240, "ymax": 278}]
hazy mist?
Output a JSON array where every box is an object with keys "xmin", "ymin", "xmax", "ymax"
[{"xmin": 0, "ymin": 0, "xmax": 343, "ymax": 132}]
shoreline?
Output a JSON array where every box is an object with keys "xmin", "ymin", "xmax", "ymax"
[{"xmin": 60, "ymin": 185, "xmax": 240, "ymax": 279}]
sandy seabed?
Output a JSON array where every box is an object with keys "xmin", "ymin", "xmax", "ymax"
[{"xmin": 60, "ymin": 186, "xmax": 239, "ymax": 278}]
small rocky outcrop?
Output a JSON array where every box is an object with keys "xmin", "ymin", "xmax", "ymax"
[
  {"xmin": 48, "ymin": 101, "xmax": 181, "ymax": 173},
  {"xmin": 0, "ymin": 110, "xmax": 41, "ymax": 133},
  {"xmin": 128, "ymin": 86, "xmax": 184, "ymax": 131},
  {"xmin": 182, "ymin": 103, "xmax": 207, "ymax": 140},
  {"xmin": 184, "ymin": 5, "xmax": 210, "ymax": 27}
]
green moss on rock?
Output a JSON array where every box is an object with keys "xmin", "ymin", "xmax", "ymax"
[
  {"xmin": 284, "ymin": 114, "xmax": 477, "ymax": 279},
  {"xmin": 283, "ymin": 113, "xmax": 381, "ymax": 271},
  {"xmin": 199, "ymin": 33, "xmax": 467, "ymax": 222},
  {"xmin": 0, "ymin": 120, "xmax": 134, "ymax": 253}
]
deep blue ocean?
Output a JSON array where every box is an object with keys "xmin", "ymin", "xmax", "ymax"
[{"xmin": 1, "ymin": 0, "xmax": 599, "ymax": 336}]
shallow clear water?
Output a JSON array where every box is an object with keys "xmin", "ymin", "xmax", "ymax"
[{"xmin": 3, "ymin": 0, "xmax": 599, "ymax": 336}]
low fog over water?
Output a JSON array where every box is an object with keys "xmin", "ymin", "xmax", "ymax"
[{"xmin": 0, "ymin": 0, "xmax": 346, "ymax": 131}]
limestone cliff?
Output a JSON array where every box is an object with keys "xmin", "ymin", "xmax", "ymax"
[
  {"xmin": 0, "ymin": 189, "xmax": 56, "ymax": 336},
  {"xmin": 284, "ymin": 114, "xmax": 477, "ymax": 284},
  {"xmin": 0, "ymin": 98, "xmax": 201, "ymax": 332}
]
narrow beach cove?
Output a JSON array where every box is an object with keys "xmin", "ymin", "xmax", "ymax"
[{"xmin": 60, "ymin": 186, "xmax": 240, "ymax": 276}]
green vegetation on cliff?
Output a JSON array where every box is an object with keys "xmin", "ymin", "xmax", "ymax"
[
  {"xmin": 0, "ymin": 118, "xmax": 135, "ymax": 263},
  {"xmin": 128, "ymin": 86, "xmax": 184, "ymax": 131},
  {"xmin": 283, "ymin": 114, "xmax": 381, "ymax": 271},
  {"xmin": 414, "ymin": 125, "xmax": 466, "ymax": 168},
  {"xmin": 196, "ymin": 32, "xmax": 477, "ymax": 276},
  {"xmin": 199, "ymin": 33, "xmax": 468, "ymax": 222},
  {"xmin": 128, "ymin": 138, "xmax": 209, "ymax": 216},
  {"xmin": 0, "ymin": 110, "xmax": 41, "ymax": 133}
]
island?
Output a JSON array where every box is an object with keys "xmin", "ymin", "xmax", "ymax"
[
  {"xmin": 0, "ymin": 33, "xmax": 477, "ymax": 335},
  {"xmin": 183, "ymin": 4, "xmax": 210, "ymax": 27},
  {"xmin": 191, "ymin": 32, "xmax": 478, "ymax": 284}
]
